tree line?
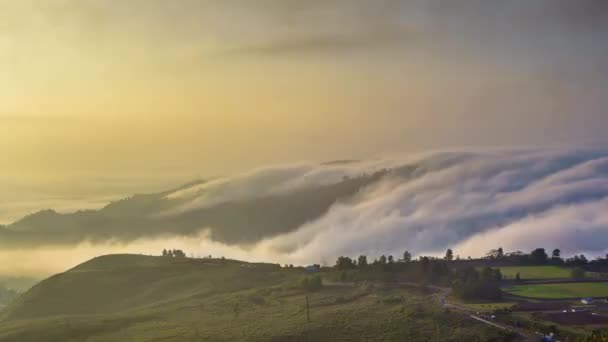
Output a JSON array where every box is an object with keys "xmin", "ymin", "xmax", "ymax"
[
  {"xmin": 333, "ymin": 249, "xmax": 503, "ymax": 301},
  {"xmin": 331, "ymin": 246, "xmax": 608, "ymax": 301},
  {"xmin": 162, "ymin": 249, "xmax": 186, "ymax": 258}
]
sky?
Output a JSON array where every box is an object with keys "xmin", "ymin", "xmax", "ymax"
[{"xmin": 1, "ymin": 0, "xmax": 608, "ymax": 222}]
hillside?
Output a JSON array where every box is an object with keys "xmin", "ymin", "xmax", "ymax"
[
  {"xmin": 0, "ymin": 254, "xmax": 515, "ymax": 342},
  {"xmin": 1, "ymin": 255, "xmax": 282, "ymax": 321}
]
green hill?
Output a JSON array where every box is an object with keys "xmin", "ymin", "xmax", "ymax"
[
  {"xmin": 0, "ymin": 255, "xmax": 515, "ymax": 342},
  {"xmin": 1, "ymin": 255, "xmax": 282, "ymax": 321}
]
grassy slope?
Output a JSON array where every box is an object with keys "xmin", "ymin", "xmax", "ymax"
[
  {"xmin": 496, "ymin": 266, "xmax": 571, "ymax": 280},
  {"xmin": 0, "ymin": 255, "xmax": 514, "ymax": 342},
  {"xmin": 504, "ymin": 282, "xmax": 608, "ymax": 299}
]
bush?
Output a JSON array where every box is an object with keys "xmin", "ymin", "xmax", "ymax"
[
  {"xmin": 571, "ymin": 267, "xmax": 586, "ymax": 279},
  {"xmin": 300, "ymin": 275, "xmax": 323, "ymax": 292}
]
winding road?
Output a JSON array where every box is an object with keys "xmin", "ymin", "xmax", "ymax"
[
  {"xmin": 325, "ymin": 280, "xmax": 540, "ymax": 340},
  {"xmin": 397, "ymin": 281, "xmax": 539, "ymax": 341}
]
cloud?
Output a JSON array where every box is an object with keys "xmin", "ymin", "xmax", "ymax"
[
  {"xmin": 165, "ymin": 159, "xmax": 395, "ymax": 212},
  {"xmin": 454, "ymin": 199, "xmax": 608, "ymax": 258},
  {"xmin": 245, "ymin": 147, "xmax": 608, "ymax": 263},
  {"xmin": 5, "ymin": 146, "xmax": 608, "ymax": 277}
]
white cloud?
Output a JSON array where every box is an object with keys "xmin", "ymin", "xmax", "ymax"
[
  {"xmin": 249, "ymin": 148, "xmax": 608, "ymax": 263},
  {"xmin": 4, "ymin": 147, "xmax": 608, "ymax": 277},
  {"xmin": 165, "ymin": 159, "xmax": 395, "ymax": 212}
]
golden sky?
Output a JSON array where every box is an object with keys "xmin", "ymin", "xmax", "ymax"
[{"xmin": 2, "ymin": 0, "xmax": 608, "ymax": 184}]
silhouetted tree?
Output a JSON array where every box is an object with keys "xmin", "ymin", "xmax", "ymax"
[
  {"xmin": 552, "ymin": 249, "xmax": 561, "ymax": 259},
  {"xmin": 378, "ymin": 255, "xmax": 387, "ymax": 265},
  {"xmin": 566, "ymin": 254, "xmax": 589, "ymax": 267},
  {"xmin": 452, "ymin": 267, "xmax": 502, "ymax": 301},
  {"xmin": 530, "ymin": 248, "xmax": 548, "ymax": 264},
  {"xmin": 419, "ymin": 256, "xmax": 430, "ymax": 274},
  {"xmin": 403, "ymin": 251, "xmax": 412, "ymax": 263},
  {"xmin": 357, "ymin": 255, "xmax": 368, "ymax": 268},
  {"xmin": 388, "ymin": 255, "xmax": 394, "ymax": 264},
  {"xmin": 551, "ymin": 249, "xmax": 563, "ymax": 264},
  {"xmin": 171, "ymin": 249, "xmax": 186, "ymax": 258},
  {"xmin": 335, "ymin": 256, "xmax": 356, "ymax": 269},
  {"xmin": 497, "ymin": 247, "xmax": 504, "ymax": 259},
  {"xmin": 445, "ymin": 249, "xmax": 454, "ymax": 261},
  {"xmin": 486, "ymin": 249, "xmax": 497, "ymax": 259}
]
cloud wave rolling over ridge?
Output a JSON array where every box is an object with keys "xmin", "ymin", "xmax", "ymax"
[{"xmin": 3, "ymin": 147, "xmax": 608, "ymax": 276}]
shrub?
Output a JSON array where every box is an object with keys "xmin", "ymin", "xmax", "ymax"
[
  {"xmin": 571, "ymin": 267, "xmax": 586, "ymax": 279},
  {"xmin": 300, "ymin": 275, "xmax": 323, "ymax": 292}
]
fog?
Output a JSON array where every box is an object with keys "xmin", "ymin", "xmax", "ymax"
[{"xmin": 3, "ymin": 147, "xmax": 608, "ymax": 277}]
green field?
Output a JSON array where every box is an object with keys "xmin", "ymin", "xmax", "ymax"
[
  {"xmin": 496, "ymin": 266, "xmax": 571, "ymax": 280},
  {"xmin": 503, "ymin": 282, "xmax": 608, "ymax": 299},
  {"xmin": 0, "ymin": 254, "xmax": 515, "ymax": 342}
]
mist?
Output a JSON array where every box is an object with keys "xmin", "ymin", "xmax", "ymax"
[{"xmin": 4, "ymin": 147, "xmax": 608, "ymax": 277}]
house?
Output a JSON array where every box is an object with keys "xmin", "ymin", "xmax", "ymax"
[{"xmin": 581, "ymin": 298, "xmax": 594, "ymax": 305}]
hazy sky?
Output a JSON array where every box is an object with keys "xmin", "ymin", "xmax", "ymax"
[{"xmin": 2, "ymin": 0, "xmax": 608, "ymax": 188}]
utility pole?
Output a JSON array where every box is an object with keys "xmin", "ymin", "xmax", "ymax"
[{"xmin": 305, "ymin": 296, "xmax": 310, "ymax": 323}]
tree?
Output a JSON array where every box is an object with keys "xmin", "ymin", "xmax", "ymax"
[
  {"xmin": 485, "ymin": 249, "xmax": 499, "ymax": 260},
  {"xmin": 445, "ymin": 249, "xmax": 454, "ymax": 261},
  {"xmin": 530, "ymin": 248, "xmax": 548, "ymax": 264},
  {"xmin": 388, "ymin": 255, "xmax": 395, "ymax": 264},
  {"xmin": 515, "ymin": 272, "xmax": 521, "ymax": 282},
  {"xmin": 452, "ymin": 267, "xmax": 502, "ymax": 301},
  {"xmin": 171, "ymin": 249, "xmax": 186, "ymax": 258},
  {"xmin": 357, "ymin": 255, "xmax": 368, "ymax": 268},
  {"xmin": 378, "ymin": 255, "xmax": 387, "ymax": 265},
  {"xmin": 566, "ymin": 254, "xmax": 589, "ymax": 267},
  {"xmin": 301, "ymin": 275, "xmax": 323, "ymax": 291},
  {"xmin": 497, "ymin": 247, "xmax": 504, "ymax": 259},
  {"xmin": 162, "ymin": 249, "xmax": 168, "ymax": 257},
  {"xmin": 571, "ymin": 267, "xmax": 586, "ymax": 279},
  {"xmin": 419, "ymin": 256, "xmax": 430, "ymax": 274},
  {"xmin": 552, "ymin": 249, "xmax": 561, "ymax": 259},
  {"xmin": 335, "ymin": 256, "xmax": 356, "ymax": 269},
  {"xmin": 403, "ymin": 251, "xmax": 412, "ymax": 263}
]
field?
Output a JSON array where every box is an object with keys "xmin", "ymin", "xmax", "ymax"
[
  {"xmin": 0, "ymin": 255, "xmax": 515, "ymax": 342},
  {"xmin": 503, "ymin": 282, "xmax": 608, "ymax": 299},
  {"xmin": 496, "ymin": 266, "xmax": 571, "ymax": 280}
]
